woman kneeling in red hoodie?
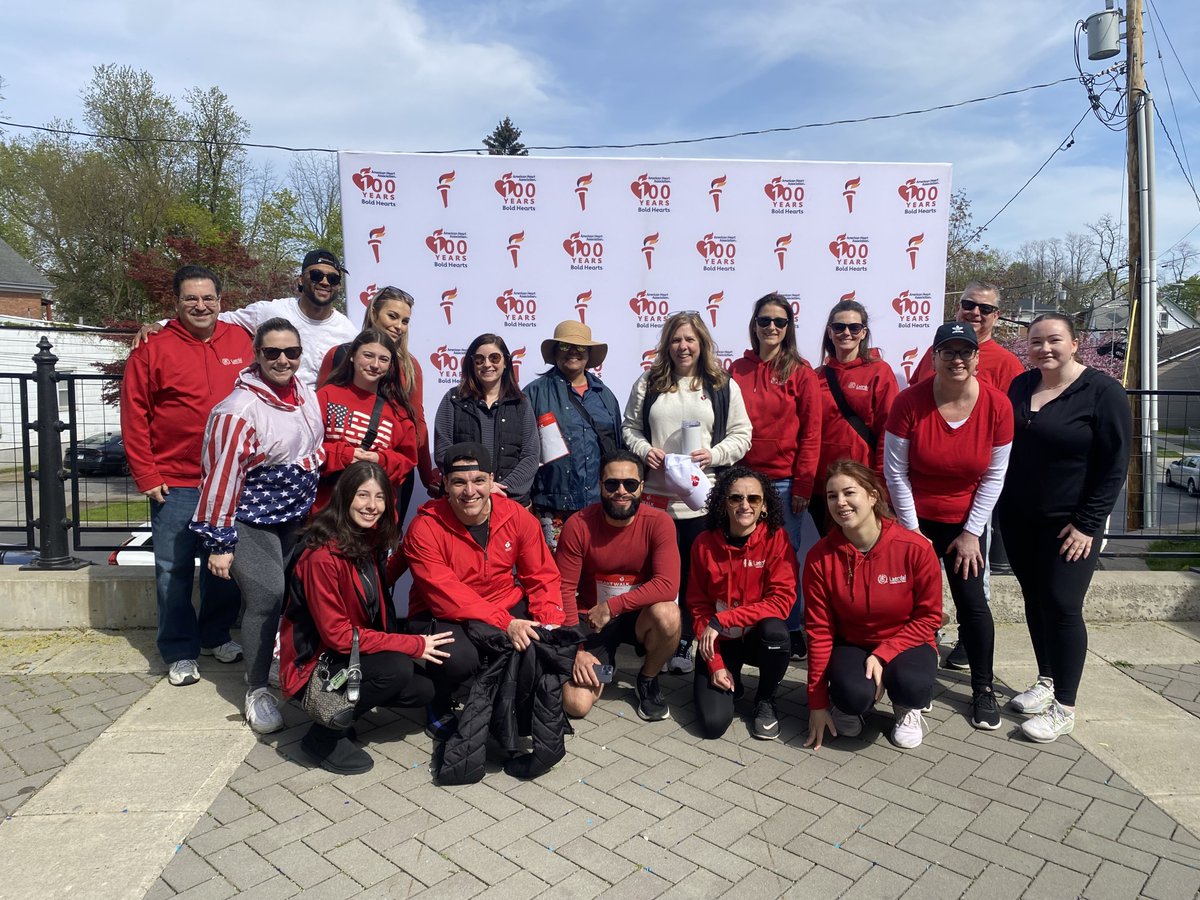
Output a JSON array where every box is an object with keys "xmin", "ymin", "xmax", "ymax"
[
  {"xmin": 688, "ymin": 466, "xmax": 797, "ymax": 741},
  {"xmin": 803, "ymin": 460, "xmax": 941, "ymax": 750}
]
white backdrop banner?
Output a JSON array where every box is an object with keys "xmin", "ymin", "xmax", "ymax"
[{"xmin": 337, "ymin": 153, "xmax": 951, "ymax": 415}]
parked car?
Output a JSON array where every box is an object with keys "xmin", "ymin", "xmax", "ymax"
[
  {"xmin": 66, "ymin": 431, "xmax": 129, "ymax": 477},
  {"xmin": 108, "ymin": 525, "xmax": 153, "ymax": 565},
  {"xmin": 0, "ymin": 545, "xmax": 39, "ymax": 565},
  {"xmin": 1164, "ymin": 456, "xmax": 1200, "ymax": 496}
]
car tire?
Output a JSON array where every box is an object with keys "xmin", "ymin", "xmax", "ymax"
[
  {"xmin": 1166, "ymin": 470, "xmax": 1175, "ymax": 486},
  {"xmin": 1189, "ymin": 478, "xmax": 1198, "ymax": 497}
]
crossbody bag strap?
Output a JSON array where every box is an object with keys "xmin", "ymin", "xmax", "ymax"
[
  {"xmin": 346, "ymin": 627, "xmax": 361, "ymax": 703},
  {"xmin": 564, "ymin": 386, "xmax": 618, "ymax": 455},
  {"xmin": 360, "ymin": 393, "xmax": 388, "ymax": 450},
  {"xmin": 823, "ymin": 367, "xmax": 875, "ymax": 449}
]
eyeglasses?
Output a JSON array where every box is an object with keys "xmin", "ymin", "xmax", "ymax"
[
  {"xmin": 557, "ymin": 343, "xmax": 588, "ymax": 355},
  {"xmin": 936, "ymin": 347, "xmax": 978, "ymax": 362},
  {"xmin": 601, "ymin": 478, "xmax": 642, "ymax": 494},
  {"xmin": 307, "ymin": 270, "xmax": 342, "ymax": 286},
  {"xmin": 960, "ymin": 298, "xmax": 998, "ymax": 316},
  {"xmin": 755, "ymin": 316, "xmax": 789, "ymax": 330},
  {"xmin": 180, "ymin": 295, "xmax": 219, "ymax": 307},
  {"xmin": 726, "ymin": 493, "xmax": 764, "ymax": 506},
  {"xmin": 829, "ymin": 322, "xmax": 865, "ymax": 335},
  {"xmin": 259, "ymin": 346, "xmax": 302, "ymax": 361},
  {"xmin": 473, "ymin": 352, "xmax": 503, "ymax": 366}
]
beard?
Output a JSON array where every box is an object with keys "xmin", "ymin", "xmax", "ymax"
[
  {"xmin": 300, "ymin": 280, "xmax": 336, "ymax": 307},
  {"xmin": 602, "ymin": 494, "xmax": 640, "ymax": 521}
]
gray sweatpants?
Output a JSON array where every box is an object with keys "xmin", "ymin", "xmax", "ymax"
[{"xmin": 231, "ymin": 519, "xmax": 301, "ymax": 690}]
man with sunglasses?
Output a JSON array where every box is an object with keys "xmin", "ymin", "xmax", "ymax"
[
  {"xmin": 555, "ymin": 450, "xmax": 682, "ymax": 722},
  {"xmin": 911, "ymin": 281, "xmax": 1023, "ymax": 392},
  {"xmin": 122, "ymin": 265, "xmax": 254, "ymax": 687}
]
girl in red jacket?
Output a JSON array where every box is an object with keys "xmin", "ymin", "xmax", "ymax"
[
  {"xmin": 280, "ymin": 461, "xmax": 453, "ymax": 775},
  {"xmin": 803, "ymin": 460, "xmax": 941, "ymax": 751},
  {"xmin": 688, "ymin": 466, "xmax": 797, "ymax": 741}
]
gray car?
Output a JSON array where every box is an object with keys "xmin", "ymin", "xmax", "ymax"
[{"xmin": 1165, "ymin": 455, "xmax": 1200, "ymax": 496}]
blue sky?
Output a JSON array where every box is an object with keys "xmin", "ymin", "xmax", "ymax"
[{"xmin": 2, "ymin": 0, "xmax": 1197, "ymax": 265}]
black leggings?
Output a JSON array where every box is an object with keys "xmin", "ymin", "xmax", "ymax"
[
  {"xmin": 408, "ymin": 599, "xmax": 530, "ymax": 704},
  {"xmin": 674, "ymin": 517, "xmax": 708, "ymax": 643},
  {"xmin": 319, "ymin": 649, "xmax": 436, "ymax": 717},
  {"xmin": 692, "ymin": 617, "xmax": 790, "ymax": 738},
  {"xmin": 999, "ymin": 513, "xmax": 1096, "ymax": 706},
  {"xmin": 826, "ymin": 643, "xmax": 937, "ymax": 714},
  {"xmin": 920, "ymin": 518, "xmax": 994, "ymax": 691}
]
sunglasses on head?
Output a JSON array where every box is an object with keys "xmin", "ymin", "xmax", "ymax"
[
  {"xmin": 602, "ymin": 478, "xmax": 642, "ymax": 494},
  {"xmin": 830, "ymin": 322, "xmax": 865, "ymax": 335},
  {"xmin": 307, "ymin": 270, "xmax": 342, "ymax": 286},
  {"xmin": 726, "ymin": 493, "xmax": 764, "ymax": 506},
  {"xmin": 259, "ymin": 346, "xmax": 302, "ymax": 361},
  {"xmin": 960, "ymin": 298, "xmax": 998, "ymax": 316},
  {"xmin": 472, "ymin": 352, "xmax": 503, "ymax": 366},
  {"xmin": 755, "ymin": 316, "xmax": 789, "ymax": 330}
]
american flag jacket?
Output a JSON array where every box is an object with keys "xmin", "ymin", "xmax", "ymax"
[{"xmin": 190, "ymin": 367, "xmax": 325, "ymax": 553}]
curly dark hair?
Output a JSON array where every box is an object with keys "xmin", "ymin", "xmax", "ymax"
[{"xmin": 703, "ymin": 466, "xmax": 783, "ymax": 534}]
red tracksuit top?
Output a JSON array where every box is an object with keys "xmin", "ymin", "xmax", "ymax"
[
  {"xmin": 814, "ymin": 353, "xmax": 899, "ymax": 483},
  {"xmin": 802, "ymin": 518, "xmax": 942, "ymax": 709},
  {"xmin": 687, "ymin": 525, "xmax": 798, "ymax": 675},
  {"xmin": 730, "ymin": 351, "xmax": 821, "ymax": 498}
]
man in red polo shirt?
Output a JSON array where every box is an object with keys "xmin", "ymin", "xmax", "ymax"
[{"xmin": 910, "ymin": 281, "xmax": 1024, "ymax": 391}]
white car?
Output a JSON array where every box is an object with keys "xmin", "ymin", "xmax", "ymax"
[
  {"xmin": 1164, "ymin": 456, "xmax": 1200, "ymax": 496},
  {"xmin": 108, "ymin": 526, "xmax": 153, "ymax": 566}
]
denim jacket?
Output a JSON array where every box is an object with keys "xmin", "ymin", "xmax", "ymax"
[{"xmin": 525, "ymin": 369, "xmax": 623, "ymax": 511}]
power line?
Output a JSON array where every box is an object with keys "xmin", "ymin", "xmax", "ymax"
[
  {"xmin": 1145, "ymin": 0, "xmax": 1194, "ymax": 184},
  {"xmin": 1153, "ymin": 103, "xmax": 1200, "ymax": 210},
  {"xmin": 1146, "ymin": 0, "xmax": 1200, "ymax": 107}
]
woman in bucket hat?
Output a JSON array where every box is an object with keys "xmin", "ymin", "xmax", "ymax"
[{"xmin": 525, "ymin": 321, "xmax": 624, "ymax": 550}]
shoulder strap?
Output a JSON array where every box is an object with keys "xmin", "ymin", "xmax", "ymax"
[
  {"xmin": 564, "ymin": 385, "xmax": 617, "ymax": 456},
  {"xmin": 360, "ymin": 392, "xmax": 388, "ymax": 450},
  {"xmin": 640, "ymin": 386, "xmax": 659, "ymax": 441},
  {"xmin": 823, "ymin": 367, "xmax": 875, "ymax": 449}
]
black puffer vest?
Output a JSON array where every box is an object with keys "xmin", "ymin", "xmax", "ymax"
[{"xmin": 446, "ymin": 390, "xmax": 529, "ymax": 503}]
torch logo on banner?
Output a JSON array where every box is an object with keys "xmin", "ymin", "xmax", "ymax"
[
  {"xmin": 563, "ymin": 231, "xmax": 604, "ymax": 270},
  {"xmin": 630, "ymin": 173, "xmax": 671, "ymax": 211},
  {"xmin": 901, "ymin": 348, "xmax": 920, "ymax": 383},
  {"xmin": 764, "ymin": 176, "xmax": 805, "ymax": 213},
  {"xmin": 495, "ymin": 172, "xmax": 536, "ymax": 209},
  {"xmin": 892, "ymin": 290, "xmax": 933, "ymax": 328},
  {"xmin": 352, "ymin": 167, "xmax": 397, "ymax": 206},
  {"xmin": 575, "ymin": 173, "xmax": 593, "ymax": 211},
  {"xmin": 640, "ymin": 349, "xmax": 658, "ymax": 372},
  {"xmin": 496, "ymin": 289, "xmax": 537, "ymax": 326},
  {"xmin": 510, "ymin": 347, "xmax": 526, "ymax": 382},
  {"xmin": 840, "ymin": 290, "xmax": 856, "ymax": 303},
  {"xmin": 430, "ymin": 345, "xmax": 462, "ymax": 383},
  {"xmin": 775, "ymin": 234, "xmax": 792, "ymax": 271},
  {"xmin": 706, "ymin": 291, "xmax": 724, "ymax": 327},
  {"xmin": 436, "ymin": 171, "xmax": 455, "ymax": 208},
  {"xmin": 359, "ymin": 283, "xmax": 378, "ymax": 307},
  {"xmin": 828, "ymin": 233, "xmax": 869, "ymax": 272},
  {"xmin": 897, "ymin": 177, "xmax": 940, "ymax": 214},
  {"xmin": 906, "ymin": 233, "xmax": 924, "ymax": 270},
  {"xmin": 709, "ymin": 175, "xmax": 727, "ymax": 212},
  {"xmin": 367, "ymin": 226, "xmax": 385, "ymax": 263},
  {"xmin": 440, "ymin": 288, "xmax": 457, "ymax": 325},
  {"xmin": 507, "ymin": 231, "xmax": 525, "ymax": 268},
  {"xmin": 426, "ymin": 229, "xmax": 469, "ymax": 268},
  {"xmin": 843, "ymin": 177, "xmax": 861, "ymax": 213},
  {"xmin": 642, "ymin": 233, "xmax": 659, "ymax": 270},
  {"xmin": 696, "ymin": 233, "xmax": 737, "ymax": 272},
  {"xmin": 575, "ymin": 290, "xmax": 592, "ymax": 324}
]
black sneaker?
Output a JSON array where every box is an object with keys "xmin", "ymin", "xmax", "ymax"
[
  {"xmin": 944, "ymin": 640, "xmax": 969, "ymax": 670},
  {"xmin": 971, "ymin": 688, "xmax": 1002, "ymax": 730},
  {"xmin": 635, "ymin": 674, "xmax": 671, "ymax": 721},
  {"xmin": 752, "ymin": 700, "xmax": 780, "ymax": 740},
  {"xmin": 789, "ymin": 630, "xmax": 808, "ymax": 661},
  {"xmin": 425, "ymin": 704, "xmax": 459, "ymax": 741}
]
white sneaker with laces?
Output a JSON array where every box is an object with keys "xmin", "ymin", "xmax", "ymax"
[
  {"xmin": 201, "ymin": 640, "xmax": 244, "ymax": 664},
  {"xmin": 829, "ymin": 704, "xmax": 863, "ymax": 738},
  {"xmin": 891, "ymin": 706, "xmax": 927, "ymax": 749},
  {"xmin": 1021, "ymin": 700, "xmax": 1075, "ymax": 743},
  {"xmin": 168, "ymin": 659, "xmax": 200, "ymax": 686},
  {"xmin": 245, "ymin": 687, "xmax": 284, "ymax": 734},
  {"xmin": 1010, "ymin": 678, "xmax": 1055, "ymax": 715}
]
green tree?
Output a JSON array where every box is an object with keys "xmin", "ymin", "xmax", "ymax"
[{"xmin": 483, "ymin": 117, "xmax": 528, "ymax": 156}]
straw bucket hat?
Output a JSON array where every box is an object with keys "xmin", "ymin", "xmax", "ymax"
[{"xmin": 540, "ymin": 320, "xmax": 609, "ymax": 367}]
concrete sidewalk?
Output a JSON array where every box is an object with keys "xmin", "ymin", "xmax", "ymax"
[{"xmin": 2, "ymin": 624, "xmax": 1200, "ymax": 899}]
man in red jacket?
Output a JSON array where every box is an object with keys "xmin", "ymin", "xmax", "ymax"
[
  {"xmin": 121, "ymin": 265, "xmax": 253, "ymax": 687},
  {"xmin": 909, "ymin": 281, "xmax": 1024, "ymax": 391},
  {"xmin": 404, "ymin": 442, "xmax": 564, "ymax": 736},
  {"xmin": 556, "ymin": 450, "xmax": 681, "ymax": 722}
]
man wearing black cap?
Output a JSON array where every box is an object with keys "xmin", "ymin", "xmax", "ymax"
[{"xmin": 404, "ymin": 442, "xmax": 564, "ymax": 735}]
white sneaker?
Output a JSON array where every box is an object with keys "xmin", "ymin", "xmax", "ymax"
[
  {"xmin": 201, "ymin": 640, "xmax": 244, "ymax": 664},
  {"xmin": 245, "ymin": 687, "xmax": 284, "ymax": 734},
  {"xmin": 830, "ymin": 704, "xmax": 863, "ymax": 738},
  {"xmin": 891, "ymin": 706, "xmax": 927, "ymax": 749},
  {"xmin": 1010, "ymin": 678, "xmax": 1055, "ymax": 715},
  {"xmin": 1021, "ymin": 701, "xmax": 1074, "ymax": 743},
  {"xmin": 168, "ymin": 659, "xmax": 200, "ymax": 686}
]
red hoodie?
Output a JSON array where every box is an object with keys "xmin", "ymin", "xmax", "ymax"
[
  {"xmin": 730, "ymin": 351, "xmax": 821, "ymax": 497},
  {"xmin": 802, "ymin": 518, "xmax": 941, "ymax": 709},
  {"xmin": 404, "ymin": 495, "xmax": 564, "ymax": 629},
  {"xmin": 687, "ymin": 525, "xmax": 798, "ymax": 675},
  {"xmin": 121, "ymin": 320, "xmax": 253, "ymax": 493},
  {"xmin": 814, "ymin": 353, "xmax": 899, "ymax": 483}
]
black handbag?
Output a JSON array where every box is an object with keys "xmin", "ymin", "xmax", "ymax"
[{"xmin": 300, "ymin": 627, "xmax": 361, "ymax": 729}]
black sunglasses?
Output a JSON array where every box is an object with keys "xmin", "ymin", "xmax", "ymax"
[
  {"xmin": 830, "ymin": 322, "xmax": 865, "ymax": 335},
  {"xmin": 602, "ymin": 478, "xmax": 642, "ymax": 494},
  {"xmin": 308, "ymin": 270, "xmax": 342, "ymax": 286},
  {"xmin": 726, "ymin": 493, "xmax": 764, "ymax": 506},
  {"xmin": 960, "ymin": 298, "xmax": 998, "ymax": 316},
  {"xmin": 755, "ymin": 316, "xmax": 789, "ymax": 330},
  {"xmin": 259, "ymin": 346, "xmax": 302, "ymax": 361}
]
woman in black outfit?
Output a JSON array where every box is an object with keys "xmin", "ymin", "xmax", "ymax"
[{"xmin": 999, "ymin": 313, "xmax": 1131, "ymax": 743}]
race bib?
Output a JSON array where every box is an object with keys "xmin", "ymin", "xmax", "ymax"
[{"xmin": 595, "ymin": 573, "xmax": 640, "ymax": 604}]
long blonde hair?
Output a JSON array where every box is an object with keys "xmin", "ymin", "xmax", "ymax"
[
  {"xmin": 647, "ymin": 311, "xmax": 727, "ymax": 394},
  {"xmin": 367, "ymin": 287, "xmax": 416, "ymax": 391}
]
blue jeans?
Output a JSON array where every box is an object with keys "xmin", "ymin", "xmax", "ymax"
[
  {"xmin": 772, "ymin": 479, "xmax": 820, "ymax": 632},
  {"xmin": 152, "ymin": 487, "xmax": 241, "ymax": 665}
]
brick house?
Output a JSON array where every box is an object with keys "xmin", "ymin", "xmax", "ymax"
[{"xmin": 0, "ymin": 237, "xmax": 52, "ymax": 320}]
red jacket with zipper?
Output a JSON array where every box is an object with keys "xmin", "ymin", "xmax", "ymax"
[
  {"xmin": 404, "ymin": 495, "xmax": 564, "ymax": 629},
  {"xmin": 814, "ymin": 352, "xmax": 899, "ymax": 483},
  {"xmin": 802, "ymin": 518, "xmax": 941, "ymax": 709},
  {"xmin": 730, "ymin": 351, "xmax": 821, "ymax": 498},
  {"xmin": 687, "ymin": 525, "xmax": 798, "ymax": 675}
]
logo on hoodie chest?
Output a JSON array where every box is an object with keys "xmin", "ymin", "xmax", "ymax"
[
  {"xmin": 743, "ymin": 558, "xmax": 766, "ymax": 569},
  {"xmin": 877, "ymin": 573, "xmax": 907, "ymax": 585}
]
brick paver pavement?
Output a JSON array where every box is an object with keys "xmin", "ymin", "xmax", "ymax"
[{"xmin": 1124, "ymin": 664, "xmax": 1200, "ymax": 721}]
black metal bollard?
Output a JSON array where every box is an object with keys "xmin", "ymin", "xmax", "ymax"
[{"xmin": 23, "ymin": 336, "xmax": 89, "ymax": 570}]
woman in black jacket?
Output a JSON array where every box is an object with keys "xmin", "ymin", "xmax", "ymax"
[{"xmin": 999, "ymin": 313, "xmax": 1131, "ymax": 743}]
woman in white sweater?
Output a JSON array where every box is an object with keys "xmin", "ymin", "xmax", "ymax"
[{"xmin": 623, "ymin": 311, "xmax": 752, "ymax": 673}]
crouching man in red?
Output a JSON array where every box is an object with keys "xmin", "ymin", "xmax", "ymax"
[{"xmin": 403, "ymin": 442, "xmax": 564, "ymax": 738}]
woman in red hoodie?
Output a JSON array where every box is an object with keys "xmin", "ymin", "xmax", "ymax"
[
  {"xmin": 280, "ymin": 461, "xmax": 453, "ymax": 775},
  {"xmin": 730, "ymin": 293, "xmax": 821, "ymax": 661},
  {"xmin": 803, "ymin": 460, "xmax": 941, "ymax": 751},
  {"xmin": 688, "ymin": 466, "xmax": 797, "ymax": 741}
]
